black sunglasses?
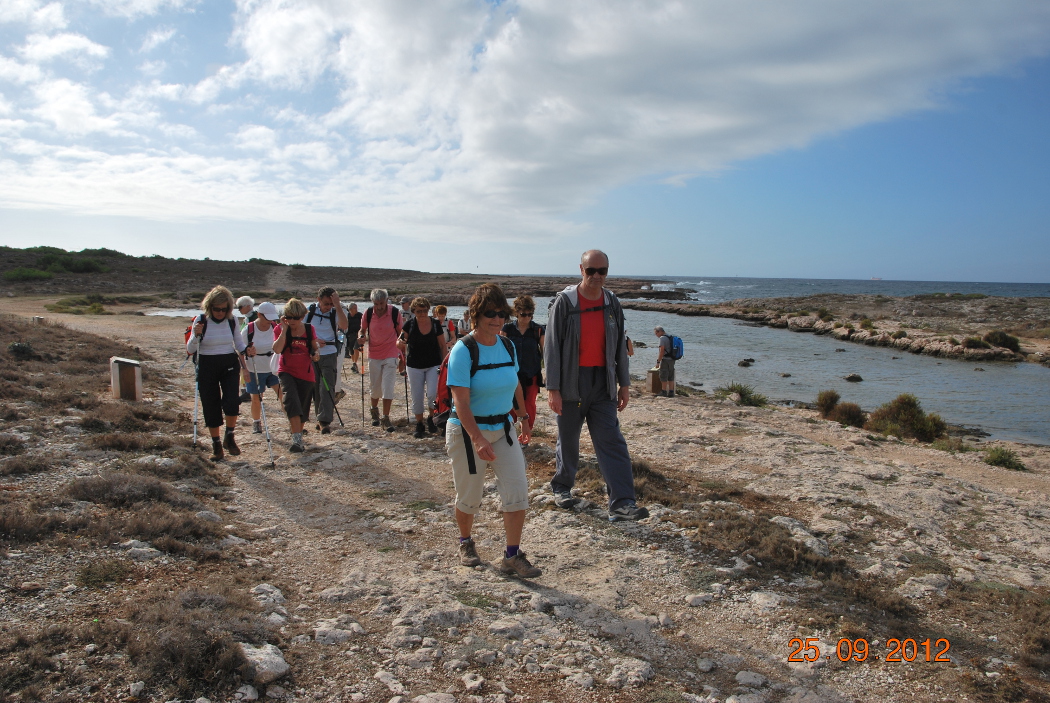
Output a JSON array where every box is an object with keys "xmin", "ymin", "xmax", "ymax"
[
  {"xmin": 519, "ymin": 312, "xmax": 534, "ymax": 317},
  {"xmin": 482, "ymin": 310, "xmax": 509, "ymax": 319},
  {"xmin": 212, "ymin": 306, "xmax": 229, "ymax": 313},
  {"xmin": 584, "ymin": 267, "xmax": 608, "ymax": 276}
]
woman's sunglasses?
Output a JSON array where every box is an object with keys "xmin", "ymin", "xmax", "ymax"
[
  {"xmin": 584, "ymin": 266, "xmax": 608, "ymax": 276},
  {"xmin": 212, "ymin": 306, "xmax": 229, "ymax": 313},
  {"xmin": 482, "ymin": 310, "xmax": 509, "ymax": 319},
  {"xmin": 519, "ymin": 312, "xmax": 534, "ymax": 317}
]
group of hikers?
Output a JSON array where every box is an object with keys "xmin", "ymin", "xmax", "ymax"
[{"xmin": 186, "ymin": 249, "xmax": 653, "ymax": 578}]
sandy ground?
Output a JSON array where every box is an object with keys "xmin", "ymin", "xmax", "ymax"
[{"xmin": 3, "ymin": 297, "xmax": 1050, "ymax": 703}]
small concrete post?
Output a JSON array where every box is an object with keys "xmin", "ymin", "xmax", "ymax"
[
  {"xmin": 32, "ymin": 316, "xmax": 45, "ymax": 325},
  {"xmin": 110, "ymin": 357, "xmax": 142, "ymax": 401},
  {"xmin": 647, "ymin": 368, "xmax": 661, "ymax": 395}
]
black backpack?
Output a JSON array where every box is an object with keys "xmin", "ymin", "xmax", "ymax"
[{"xmin": 184, "ymin": 314, "xmax": 237, "ymax": 364}]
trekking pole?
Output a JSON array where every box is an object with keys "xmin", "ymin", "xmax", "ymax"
[
  {"xmin": 192, "ymin": 360, "xmax": 200, "ymax": 447},
  {"xmin": 314, "ymin": 360, "xmax": 345, "ymax": 427},
  {"xmin": 359, "ymin": 347, "xmax": 365, "ymax": 428},
  {"xmin": 403, "ymin": 370, "xmax": 410, "ymax": 424},
  {"xmin": 250, "ymin": 368, "xmax": 275, "ymax": 467}
]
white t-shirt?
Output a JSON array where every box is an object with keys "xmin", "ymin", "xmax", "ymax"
[{"xmin": 242, "ymin": 321, "xmax": 278, "ymax": 374}]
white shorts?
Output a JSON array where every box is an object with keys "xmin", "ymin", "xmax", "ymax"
[
  {"xmin": 446, "ymin": 424, "xmax": 529, "ymax": 514},
  {"xmin": 369, "ymin": 357, "xmax": 399, "ymax": 400}
]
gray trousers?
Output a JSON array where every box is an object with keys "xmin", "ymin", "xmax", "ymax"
[
  {"xmin": 552, "ymin": 366, "xmax": 636, "ymax": 509},
  {"xmin": 310, "ymin": 353, "xmax": 339, "ymax": 424}
]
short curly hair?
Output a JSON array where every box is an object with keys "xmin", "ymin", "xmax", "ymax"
[
  {"xmin": 201, "ymin": 286, "xmax": 235, "ymax": 318},
  {"xmin": 410, "ymin": 296, "xmax": 430, "ymax": 312},
  {"xmin": 512, "ymin": 295, "xmax": 535, "ymax": 316},
  {"xmin": 467, "ymin": 283, "xmax": 511, "ymax": 326},
  {"xmin": 433, "ymin": 305, "xmax": 447, "ymax": 316}
]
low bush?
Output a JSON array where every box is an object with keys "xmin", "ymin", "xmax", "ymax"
[
  {"xmin": 67, "ymin": 473, "xmax": 199, "ymax": 510},
  {"xmin": 948, "ymin": 337, "xmax": 960, "ymax": 346},
  {"xmin": 983, "ymin": 330, "xmax": 1021, "ymax": 352},
  {"xmin": 962, "ymin": 336, "xmax": 991, "ymax": 349},
  {"xmin": 891, "ymin": 330, "xmax": 908, "ymax": 339},
  {"xmin": 714, "ymin": 382, "xmax": 767, "ymax": 406},
  {"xmin": 76, "ymin": 559, "xmax": 132, "ymax": 588},
  {"xmin": 0, "ymin": 455, "xmax": 51, "ymax": 476},
  {"xmin": 833, "ymin": 322, "xmax": 843, "ymax": 329},
  {"xmin": 0, "ymin": 434, "xmax": 25, "ymax": 456},
  {"xmin": 817, "ymin": 307, "xmax": 833, "ymax": 321},
  {"xmin": 816, "ymin": 390, "xmax": 840, "ymax": 418},
  {"xmin": 865, "ymin": 394, "xmax": 947, "ymax": 442},
  {"xmin": 3, "ymin": 268, "xmax": 52, "ymax": 282},
  {"xmin": 828, "ymin": 402, "xmax": 866, "ymax": 428},
  {"xmin": 859, "ymin": 318, "xmax": 874, "ymax": 330},
  {"xmin": 931, "ymin": 437, "xmax": 974, "ymax": 453},
  {"xmin": 984, "ymin": 446, "xmax": 1026, "ymax": 471},
  {"xmin": 7, "ymin": 341, "xmax": 35, "ymax": 361},
  {"xmin": 87, "ymin": 432, "xmax": 183, "ymax": 451}
]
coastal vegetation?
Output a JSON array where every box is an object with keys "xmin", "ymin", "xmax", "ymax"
[
  {"xmin": 984, "ymin": 446, "xmax": 1026, "ymax": 471},
  {"xmin": 714, "ymin": 382, "xmax": 767, "ymax": 406},
  {"xmin": 864, "ymin": 393, "xmax": 946, "ymax": 442},
  {"xmin": 984, "ymin": 329, "xmax": 1021, "ymax": 352},
  {"xmin": 814, "ymin": 390, "xmax": 866, "ymax": 428}
]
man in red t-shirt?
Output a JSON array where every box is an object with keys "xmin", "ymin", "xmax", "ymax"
[{"xmin": 544, "ymin": 250, "xmax": 647, "ymax": 522}]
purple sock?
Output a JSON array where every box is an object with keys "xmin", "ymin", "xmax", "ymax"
[
  {"xmin": 505, "ymin": 545, "xmax": 519, "ymax": 558},
  {"xmin": 460, "ymin": 536, "xmax": 472, "ymax": 544}
]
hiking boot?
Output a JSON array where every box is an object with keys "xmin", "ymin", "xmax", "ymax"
[
  {"xmin": 498, "ymin": 551, "xmax": 542, "ymax": 578},
  {"xmin": 210, "ymin": 438, "xmax": 224, "ymax": 461},
  {"xmin": 459, "ymin": 538, "xmax": 482, "ymax": 567},
  {"xmin": 238, "ymin": 390, "xmax": 251, "ymax": 403},
  {"xmin": 350, "ymin": 362, "xmax": 359, "ymax": 374},
  {"xmin": 609, "ymin": 503, "xmax": 649, "ymax": 522},
  {"xmin": 252, "ymin": 421, "xmax": 263, "ymax": 434},
  {"xmin": 552, "ymin": 489, "xmax": 579, "ymax": 509},
  {"xmin": 290, "ymin": 440, "xmax": 304, "ymax": 453},
  {"xmin": 381, "ymin": 416, "xmax": 394, "ymax": 433},
  {"xmin": 223, "ymin": 430, "xmax": 241, "ymax": 456},
  {"xmin": 426, "ymin": 416, "xmax": 437, "ymax": 434},
  {"xmin": 334, "ymin": 390, "xmax": 345, "ymax": 403},
  {"xmin": 319, "ymin": 422, "xmax": 331, "ymax": 435},
  {"xmin": 413, "ymin": 421, "xmax": 426, "ymax": 439},
  {"xmin": 370, "ymin": 407, "xmax": 380, "ymax": 426}
]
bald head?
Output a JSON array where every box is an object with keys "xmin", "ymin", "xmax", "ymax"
[{"xmin": 581, "ymin": 249, "xmax": 609, "ymax": 267}]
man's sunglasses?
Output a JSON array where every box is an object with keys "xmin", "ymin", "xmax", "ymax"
[
  {"xmin": 482, "ymin": 310, "xmax": 509, "ymax": 319},
  {"xmin": 584, "ymin": 267, "xmax": 608, "ymax": 276}
]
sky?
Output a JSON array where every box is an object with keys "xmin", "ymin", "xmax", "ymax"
[{"xmin": 0, "ymin": 0, "xmax": 1048, "ymax": 281}]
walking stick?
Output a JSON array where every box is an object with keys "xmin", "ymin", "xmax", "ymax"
[
  {"xmin": 250, "ymin": 367, "xmax": 275, "ymax": 467},
  {"xmin": 403, "ymin": 370, "xmax": 410, "ymax": 424},
  {"xmin": 359, "ymin": 343, "xmax": 365, "ymax": 428},
  {"xmin": 192, "ymin": 359, "xmax": 200, "ymax": 447}
]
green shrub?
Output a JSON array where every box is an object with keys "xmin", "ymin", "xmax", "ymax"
[
  {"xmin": 984, "ymin": 446, "xmax": 1025, "ymax": 471},
  {"xmin": 290, "ymin": 263, "xmax": 306, "ymax": 269},
  {"xmin": 892, "ymin": 330, "xmax": 908, "ymax": 339},
  {"xmin": 860, "ymin": 318, "xmax": 874, "ymax": 330},
  {"xmin": 817, "ymin": 308, "xmax": 833, "ymax": 321},
  {"xmin": 79, "ymin": 247, "xmax": 127, "ymax": 258},
  {"xmin": 833, "ymin": 322, "xmax": 843, "ymax": 329},
  {"xmin": 816, "ymin": 389, "xmax": 840, "ymax": 418},
  {"xmin": 983, "ymin": 330, "xmax": 1020, "ymax": 352},
  {"xmin": 7, "ymin": 341, "xmax": 35, "ymax": 360},
  {"xmin": 3, "ymin": 268, "xmax": 52, "ymax": 281},
  {"xmin": 948, "ymin": 337, "xmax": 960, "ymax": 346},
  {"xmin": 963, "ymin": 337, "xmax": 991, "ymax": 349},
  {"xmin": 865, "ymin": 394, "xmax": 946, "ymax": 442},
  {"xmin": 714, "ymin": 382, "xmax": 767, "ymax": 407},
  {"xmin": 248, "ymin": 258, "xmax": 282, "ymax": 266},
  {"xmin": 932, "ymin": 437, "xmax": 974, "ymax": 453},
  {"xmin": 828, "ymin": 402, "xmax": 866, "ymax": 428}
]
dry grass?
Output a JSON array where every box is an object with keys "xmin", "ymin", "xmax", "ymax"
[
  {"xmin": 67, "ymin": 472, "xmax": 200, "ymax": 510},
  {"xmin": 86, "ymin": 432, "xmax": 187, "ymax": 451},
  {"xmin": 0, "ymin": 434, "xmax": 25, "ymax": 456},
  {"xmin": 0, "ymin": 455, "xmax": 54, "ymax": 476},
  {"xmin": 76, "ymin": 558, "xmax": 134, "ymax": 588}
]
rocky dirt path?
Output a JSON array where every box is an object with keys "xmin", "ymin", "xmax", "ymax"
[{"xmin": 4, "ymin": 298, "xmax": 1050, "ymax": 703}]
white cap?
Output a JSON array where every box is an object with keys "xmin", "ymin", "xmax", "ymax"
[{"xmin": 256, "ymin": 302, "xmax": 278, "ymax": 319}]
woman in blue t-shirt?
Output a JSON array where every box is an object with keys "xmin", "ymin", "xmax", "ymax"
[{"xmin": 446, "ymin": 283, "xmax": 540, "ymax": 579}]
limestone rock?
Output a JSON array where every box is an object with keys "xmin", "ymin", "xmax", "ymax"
[
  {"xmin": 487, "ymin": 618, "xmax": 525, "ymax": 639},
  {"xmin": 605, "ymin": 657, "xmax": 655, "ymax": 688},
  {"xmin": 736, "ymin": 670, "xmax": 768, "ymax": 687},
  {"xmin": 238, "ymin": 643, "xmax": 289, "ymax": 684},
  {"xmin": 897, "ymin": 573, "xmax": 951, "ymax": 598},
  {"xmin": 251, "ymin": 584, "xmax": 286, "ymax": 605}
]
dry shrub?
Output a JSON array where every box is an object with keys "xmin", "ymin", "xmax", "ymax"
[
  {"xmin": 87, "ymin": 432, "xmax": 186, "ymax": 451},
  {"xmin": 816, "ymin": 389, "xmax": 840, "ymax": 418},
  {"xmin": 961, "ymin": 670, "xmax": 1050, "ymax": 702},
  {"xmin": 0, "ymin": 455, "xmax": 52, "ymax": 476},
  {"xmin": 80, "ymin": 403, "xmax": 180, "ymax": 434},
  {"xmin": 0, "ymin": 504, "xmax": 87, "ymax": 545},
  {"xmin": 984, "ymin": 330, "xmax": 1021, "ymax": 353},
  {"xmin": 122, "ymin": 504, "xmax": 222, "ymax": 543},
  {"xmin": 865, "ymin": 393, "xmax": 946, "ymax": 441},
  {"xmin": 134, "ymin": 452, "xmax": 231, "ymax": 487},
  {"xmin": 127, "ymin": 583, "xmax": 272, "ymax": 697},
  {"xmin": 0, "ymin": 434, "xmax": 25, "ymax": 456},
  {"xmin": 827, "ymin": 402, "xmax": 866, "ymax": 428},
  {"xmin": 67, "ymin": 473, "xmax": 200, "ymax": 510},
  {"xmin": 76, "ymin": 558, "xmax": 132, "ymax": 588}
]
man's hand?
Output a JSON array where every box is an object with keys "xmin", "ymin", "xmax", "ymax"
[
  {"xmin": 518, "ymin": 421, "xmax": 532, "ymax": 446},
  {"xmin": 548, "ymin": 389, "xmax": 562, "ymax": 416},
  {"xmin": 617, "ymin": 385, "xmax": 630, "ymax": 411},
  {"xmin": 331, "ymin": 291, "xmax": 340, "ymax": 306}
]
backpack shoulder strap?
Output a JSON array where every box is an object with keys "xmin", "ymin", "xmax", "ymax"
[
  {"xmin": 499, "ymin": 335, "xmax": 516, "ymax": 364},
  {"xmin": 247, "ymin": 322, "xmax": 255, "ymax": 345},
  {"xmin": 305, "ymin": 303, "xmax": 317, "ymax": 325},
  {"xmin": 392, "ymin": 307, "xmax": 400, "ymax": 326},
  {"xmin": 463, "ymin": 335, "xmax": 480, "ymax": 376},
  {"xmin": 228, "ymin": 316, "xmax": 236, "ymax": 336}
]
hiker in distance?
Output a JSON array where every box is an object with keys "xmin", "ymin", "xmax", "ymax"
[
  {"xmin": 241, "ymin": 302, "xmax": 283, "ymax": 434},
  {"xmin": 304, "ymin": 287, "xmax": 347, "ymax": 434},
  {"xmin": 544, "ymin": 249, "xmax": 649, "ymax": 521},
  {"xmin": 501, "ymin": 295, "xmax": 544, "ymax": 436},
  {"xmin": 187, "ymin": 286, "xmax": 253, "ymax": 461},
  {"xmin": 446, "ymin": 283, "xmax": 540, "ymax": 578},
  {"xmin": 654, "ymin": 326, "xmax": 676, "ymax": 398},
  {"xmin": 359, "ymin": 288, "xmax": 403, "ymax": 432},
  {"xmin": 397, "ymin": 297, "xmax": 446, "ymax": 438},
  {"xmin": 272, "ymin": 298, "xmax": 321, "ymax": 453},
  {"xmin": 346, "ymin": 302, "xmax": 363, "ymax": 374}
]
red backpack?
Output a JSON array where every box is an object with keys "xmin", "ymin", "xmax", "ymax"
[{"xmin": 433, "ymin": 334, "xmax": 516, "ymax": 431}]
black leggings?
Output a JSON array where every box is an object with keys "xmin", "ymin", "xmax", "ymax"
[{"xmin": 197, "ymin": 353, "xmax": 240, "ymax": 428}]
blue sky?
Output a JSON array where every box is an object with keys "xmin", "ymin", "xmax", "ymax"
[{"xmin": 1, "ymin": 0, "xmax": 1048, "ymax": 282}]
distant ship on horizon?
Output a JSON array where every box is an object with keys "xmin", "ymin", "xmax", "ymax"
[{"xmin": 871, "ymin": 277, "xmax": 883, "ymax": 280}]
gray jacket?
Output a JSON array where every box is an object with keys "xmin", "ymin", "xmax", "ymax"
[{"xmin": 544, "ymin": 285, "xmax": 630, "ymax": 402}]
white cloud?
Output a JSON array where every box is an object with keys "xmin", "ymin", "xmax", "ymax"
[
  {"xmin": 140, "ymin": 27, "xmax": 176, "ymax": 53},
  {"xmin": 138, "ymin": 59, "xmax": 167, "ymax": 75},
  {"xmin": 20, "ymin": 33, "xmax": 109, "ymax": 67},
  {"xmin": 0, "ymin": 1, "xmax": 67, "ymax": 31},
  {"xmin": 0, "ymin": 54, "xmax": 44, "ymax": 83},
  {"xmin": 31, "ymin": 78, "xmax": 119, "ymax": 134},
  {"xmin": 79, "ymin": 0, "xmax": 196, "ymax": 20},
  {"xmin": 2, "ymin": 0, "xmax": 1050, "ymax": 243}
]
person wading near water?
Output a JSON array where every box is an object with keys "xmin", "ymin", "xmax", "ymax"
[
  {"xmin": 544, "ymin": 249, "xmax": 649, "ymax": 521},
  {"xmin": 187, "ymin": 286, "xmax": 254, "ymax": 461},
  {"xmin": 241, "ymin": 301, "xmax": 283, "ymax": 433},
  {"xmin": 447, "ymin": 283, "xmax": 540, "ymax": 578},
  {"xmin": 502, "ymin": 295, "xmax": 544, "ymax": 436},
  {"xmin": 359, "ymin": 288, "xmax": 402, "ymax": 432},
  {"xmin": 273, "ymin": 298, "xmax": 320, "ymax": 453},
  {"xmin": 654, "ymin": 326, "xmax": 676, "ymax": 398},
  {"xmin": 346, "ymin": 302, "xmax": 363, "ymax": 374},
  {"xmin": 305, "ymin": 287, "xmax": 348, "ymax": 434},
  {"xmin": 397, "ymin": 297, "xmax": 446, "ymax": 438}
]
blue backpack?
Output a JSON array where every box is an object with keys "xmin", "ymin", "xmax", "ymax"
[{"xmin": 666, "ymin": 335, "xmax": 685, "ymax": 361}]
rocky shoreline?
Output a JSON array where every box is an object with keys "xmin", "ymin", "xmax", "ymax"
[{"xmin": 622, "ymin": 297, "xmax": 1049, "ymax": 366}]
